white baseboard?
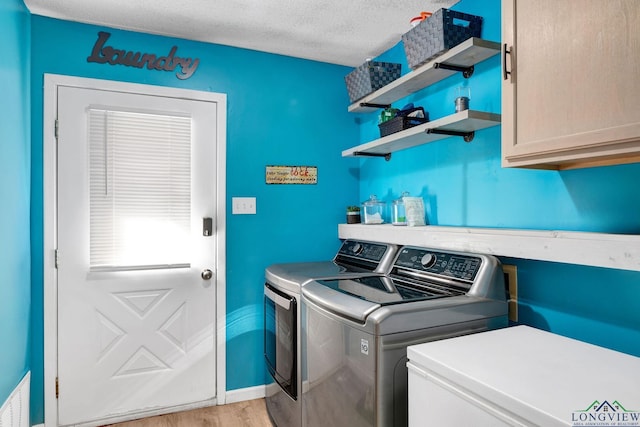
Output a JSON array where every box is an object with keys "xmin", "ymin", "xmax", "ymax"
[
  {"xmin": 224, "ymin": 385, "xmax": 266, "ymax": 404},
  {"xmin": 0, "ymin": 372, "xmax": 30, "ymax": 427}
]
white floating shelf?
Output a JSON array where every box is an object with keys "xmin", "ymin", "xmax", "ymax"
[
  {"xmin": 348, "ymin": 38, "xmax": 501, "ymax": 113},
  {"xmin": 342, "ymin": 110, "xmax": 501, "ymax": 158},
  {"xmin": 338, "ymin": 224, "xmax": 640, "ymax": 272}
]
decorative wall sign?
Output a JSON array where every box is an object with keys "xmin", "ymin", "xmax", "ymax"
[
  {"xmin": 266, "ymin": 166, "xmax": 318, "ymax": 185},
  {"xmin": 87, "ymin": 31, "xmax": 200, "ymax": 80}
]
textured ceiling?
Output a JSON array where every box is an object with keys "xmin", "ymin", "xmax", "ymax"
[{"xmin": 23, "ymin": 0, "xmax": 459, "ymax": 66}]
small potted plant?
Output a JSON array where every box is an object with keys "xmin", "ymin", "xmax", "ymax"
[{"xmin": 346, "ymin": 205, "xmax": 361, "ymax": 224}]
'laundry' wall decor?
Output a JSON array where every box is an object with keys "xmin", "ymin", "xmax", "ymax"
[{"xmin": 87, "ymin": 31, "xmax": 200, "ymax": 80}]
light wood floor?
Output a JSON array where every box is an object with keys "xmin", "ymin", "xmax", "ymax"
[{"xmin": 104, "ymin": 399, "xmax": 273, "ymax": 427}]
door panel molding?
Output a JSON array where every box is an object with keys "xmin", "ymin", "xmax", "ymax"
[{"xmin": 43, "ymin": 74, "xmax": 226, "ymax": 426}]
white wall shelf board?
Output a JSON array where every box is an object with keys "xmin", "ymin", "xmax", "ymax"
[
  {"xmin": 348, "ymin": 38, "xmax": 501, "ymax": 113},
  {"xmin": 342, "ymin": 110, "xmax": 501, "ymax": 157},
  {"xmin": 338, "ymin": 224, "xmax": 640, "ymax": 272}
]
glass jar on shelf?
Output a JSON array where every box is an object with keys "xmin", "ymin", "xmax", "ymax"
[
  {"xmin": 362, "ymin": 195, "xmax": 386, "ymax": 224},
  {"xmin": 392, "ymin": 191, "xmax": 410, "ymax": 226}
]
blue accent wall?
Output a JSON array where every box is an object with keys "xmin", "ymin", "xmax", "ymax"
[
  {"xmin": 7, "ymin": 0, "xmax": 638, "ymax": 423},
  {"xmin": 0, "ymin": 0, "xmax": 31, "ymax": 410},
  {"xmin": 357, "ymin": 0, "xmax": 640, "ymax": 355},
  {"xmin": 30, "ymin": 17, "xmax": 358, "ymax": 423},
  {"xmin": 502, "ymin": 257, "xmax": 640, "ymax": 357}
]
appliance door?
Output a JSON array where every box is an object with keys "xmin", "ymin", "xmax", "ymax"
[
  {"xmin": 264, "ymin": 282, "xmax": 297, "ymax": 400},
  {"xmin": 302, "ymin": 296, "xmax": 376, "ymax": 427}
]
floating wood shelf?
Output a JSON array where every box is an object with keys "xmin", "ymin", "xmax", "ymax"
[
  {"xmin": 348, "ymin": 38, "xmax": 501, "ymax": 114},
  {"xmin": 338, "ymin": 224, "xmax": 640, "ymax": 272},
  {"xmin": 342, "ymin": 110, "xmax": 501, "ymax": 159}
]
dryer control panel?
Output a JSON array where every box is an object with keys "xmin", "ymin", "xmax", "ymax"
[
  {"xmin": 338, "ymin": 240, "xmax": 389, "ymax": 261},
  {"xmin": 394, "ymin": 247, "xmax": 481, "ymax": 282},
  {"xmin": 334, "ymin": 240, "xmax": 399, "ymax": 274}
]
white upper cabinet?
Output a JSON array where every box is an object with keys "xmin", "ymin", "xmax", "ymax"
[{"xmin": 502, "ymin": 0, "xmax": 640, "ymax": 169}]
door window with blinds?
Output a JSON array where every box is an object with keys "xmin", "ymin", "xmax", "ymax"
[{"xmin": 88, "ymin": 108, "xmax": 192, "ymax": 270}]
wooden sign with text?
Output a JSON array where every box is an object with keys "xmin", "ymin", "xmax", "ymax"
[{"xmin": 266, "ymin": 166, "xmax": 318, "ymax": 184}]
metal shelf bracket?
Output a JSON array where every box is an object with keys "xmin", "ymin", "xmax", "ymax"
[
  {"xmin": 434, "ymin": 62, "xmax": 475, "ymax": 78},
  {"xmin": 359, "ymin": 102, "xmax": 392, "ymax": 109},
  {"xmin": 426, "ymin": 128, "xmax": 475, "ymax": 142},
  {"xmin": 353, "ymin": 151, "xmax": 392, "ymax": 161}
]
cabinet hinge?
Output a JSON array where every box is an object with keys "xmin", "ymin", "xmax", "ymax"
[
  {"xmin": 55, "ymin": 119, "xmax": 59, "ymax": 140},
  {"xmin": 56, "ymin": 377, "xmax": 59, "ymax": 399}
]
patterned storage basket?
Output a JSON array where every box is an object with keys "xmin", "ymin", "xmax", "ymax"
[
  {"xmin": 402, "ymin": 8, "xmax": 483, "ymax": 69},
  {"xmin": 345, "ymin": 61, "xmax": 402, "ymax": 103}
]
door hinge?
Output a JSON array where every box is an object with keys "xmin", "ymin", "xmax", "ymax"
[
  {"xmin": 56, "ymin": 377, "xmax": 59, "ymax": 399},
  {"xmin": 55, "ymin": 249, "xmax": 60, "ymax": 269},
  {"xmin": 55, "ymin": 119, "xmax": 59, "ymax": 140}
]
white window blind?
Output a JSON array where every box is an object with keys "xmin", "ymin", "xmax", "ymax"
[{"xmin": 89, "ymin": 108, "xmax": 192, "ymax": 269}]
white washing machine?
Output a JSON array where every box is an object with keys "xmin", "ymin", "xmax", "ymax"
[{"xmin": 264, "ymin": 240, "xmax": 399, "ymax": 427}]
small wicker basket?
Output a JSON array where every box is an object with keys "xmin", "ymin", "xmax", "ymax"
[{"xmin": 378, "ymin": 107, "xmax": 429, "ymax": 137}]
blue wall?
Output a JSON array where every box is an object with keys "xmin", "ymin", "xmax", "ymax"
[
  {"xmin": 30, "ymin": 17, "xmax": 359, "ymax": 423},
  {"xmin": 0, "ymin": 0, "xmax": 31, "ymax": 410},
  {"xmin": 503, "ymin": 257, "xmax": 640, "ymax": 357},
  {"xmin": 358, "ymin": 0, "xmax": 640, "ymax": 353},
  {"xmin": 13, "ymin": 0, "xmax": 640, "ymax": 424}
]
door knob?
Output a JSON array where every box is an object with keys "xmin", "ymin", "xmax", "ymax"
[{"xmin": 201, "ymin": 269, "xmax": 213, "ymax": 280}]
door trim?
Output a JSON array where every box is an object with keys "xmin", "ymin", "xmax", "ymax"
[{"xmin": 43, "ymin": 74, "xmax": 227, "ymax": 426}]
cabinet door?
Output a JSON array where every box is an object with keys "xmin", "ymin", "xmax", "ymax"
[{"xmin": 502, "ymin": 0, "xmax": 640, "ymax": 169}]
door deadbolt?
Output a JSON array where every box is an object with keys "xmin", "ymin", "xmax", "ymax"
[
  {"xmin": 201, "ymin": 269, "xmax": 213, "ymax": 280},
  {"xmin": 203, "ymin": 217, "xmax": 213, "ymax": 236}
]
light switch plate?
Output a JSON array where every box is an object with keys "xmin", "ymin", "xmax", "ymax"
[{"xmin": 232, "ymin": 197, "xmax": 256, "ymax": 214}]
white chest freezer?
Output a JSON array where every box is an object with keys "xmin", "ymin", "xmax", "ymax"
[{"xmin": 407, "ymin": 326, "xmax": 640, "ymax": 427}]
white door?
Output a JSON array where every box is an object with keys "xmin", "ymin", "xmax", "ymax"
[{"xmin": 56, "ymin": 83, "xmax": 221, "ymax": 426}]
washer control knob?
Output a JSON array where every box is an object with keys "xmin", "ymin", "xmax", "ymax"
[
  {"xmin": 351, "ymin": 243, "xmax": 364, "ymax": 255},
  {"xmin": 420, "ymin": 253, "xmax": 436, "ymax": 268}
]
